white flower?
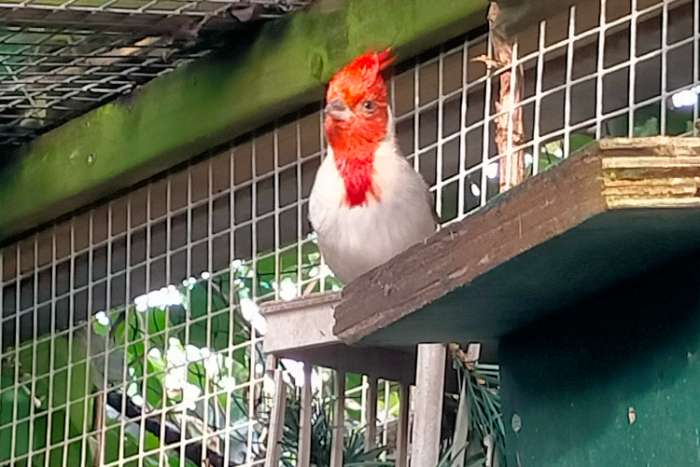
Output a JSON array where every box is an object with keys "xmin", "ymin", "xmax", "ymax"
[
  {"xmin": 185, "ymin": 345, "xmax": 201, "ymax": 363},
  {"xmin": 148, "ymin": 347, "xmax": 162, "ymax": 361},
  {"xmin": 252, "ymin": 314, "xmax": 267, "ymax": 335},
  {"xmin": 134, "ymin": 295, "xmax": 149, "ymax": 312},
  {"xmin": 165, "ymin": 371, "xmax": 185, "ymax": 392},
  {"xmin": 95, "ymin": 311, "xmax": 110, "ymax": 326},
  {"xmin": 201, "ymin": 271, "xmax": 211, "ymax": 280},
  {"xmin": 240, "ymin": 298, "xmax": 258, "ymax": 321},
  {"xmin": 254, "ymin": 363, "xmax": 264, "ymax": 376},
  {"xmin": 166, "ymin": 339, "xmax": 187, "ymax": 367},
  {"xmin": 204, "ymin": 353, "xmax": 221, "ymax": 379},
  {"xmin": 218, "ymin": 376, "xmax": 236, "ymax": 392},
  {"xmin": 279, "ymin": 278, "xmax": 298, "ymax": 301},
  {"xmin": 135, "ymin": 285, "xmax": 183, "ymax": 311},
  {"xmin": 182, "ymin": 383, "xmax": 201, "ymax": 411}
]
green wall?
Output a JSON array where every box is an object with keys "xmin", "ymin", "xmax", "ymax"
[{"xmin": 501, "ymin": 253, "xmax": 700, "ymax": 466}]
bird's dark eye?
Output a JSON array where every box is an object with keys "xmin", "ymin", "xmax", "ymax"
[{"xmin": 362, "ymin": 100, "xmax": 376, "ymax": 112}]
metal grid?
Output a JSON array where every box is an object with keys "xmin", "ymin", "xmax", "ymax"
[
  {"xmin": 0, "ymin": 0, "xmax": 310, "ymax": 147},
  {"xmin": 0, "ymin": 0, "xmax": 698, "ymax": 465},
  {"xmin": 0, "ymin": 0, "xmax": 307, "ymax": 19}
]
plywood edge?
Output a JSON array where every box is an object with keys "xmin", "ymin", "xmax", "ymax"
[
  {"xmin": 260, "ymin": 292, "xmax": 342, "ymax": 316},
  {"xmin": 599, "ymin": 137, "xmax": 700, "ymax": 210}
]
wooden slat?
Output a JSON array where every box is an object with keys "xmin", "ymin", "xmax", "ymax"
[
  {"xmin": 395, "ymin": 382, "xmax": 410, "ymax": 467},
  {"xmin": 333, "ymin": 137, "xmax": 700, "ymax": 346},
  {"xmin": 410, "ymin": 344, "xmax": 447, "ymax": 467},
  {"xmin": 364, "ymin": 376, "xmax": 378, "ymax": 451},
  {"xmin": 272, "ymin": 345, "xmax": 415, "ymax": 383},
  {"xmin": 297, "ymin": 364, "xmax": 313, "ymax": 467},
  {"xmin": 330, "ymin": 370, "xmax": 346, "ymax": 467},
  {"xmin": 264, "ymin": 369, "xmax": 287, "ymax": 467}
]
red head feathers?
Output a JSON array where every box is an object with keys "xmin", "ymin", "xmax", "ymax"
[
  {"xmin": 326, "ymin": 49, "xmax": 394, "ymax": 112},
  {"xmin": 324, "ymin": 49, "xmax": 395, "ymax": 207}
]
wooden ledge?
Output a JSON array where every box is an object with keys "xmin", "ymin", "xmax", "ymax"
[
  {"xmin": 261, "ymin": 292, "xmax": 342, "ymax": 353},
  {"xmin": 333, "ymin": 137, "xmax": 700, "ymax": 346},
  {"xmin": 260, "ymin": 292, "xmax": 415, "ymax": 383}
]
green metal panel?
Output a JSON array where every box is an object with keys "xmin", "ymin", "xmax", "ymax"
[
  {"xmin": 501, "ymin": 254, "xmax": 700, "ymax": 466},
  {"xmin": 0, "ymin": 0, "xmax": 487, "ymax": 243}
]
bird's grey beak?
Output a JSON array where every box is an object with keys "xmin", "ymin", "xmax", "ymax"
[{"xmin": 325, "ymin": 99, "xmax": 353, "ymax": 121}]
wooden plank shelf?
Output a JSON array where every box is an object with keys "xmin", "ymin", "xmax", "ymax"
[
  {"xmin": 259, "ymin": 292, "xmax": 416, "ymax": 383},
  {"xmin": 331, "ymin": 137, "xmax": 700, "ymax": 346}
]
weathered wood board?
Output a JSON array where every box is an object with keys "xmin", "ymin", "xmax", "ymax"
[
  {"xmin": 260, "ymin": 292, "xmax": 416, "ymax": 383},
  {"xmin": 333, "ymin": 137, "xmax": 700, "ymax": 346}
]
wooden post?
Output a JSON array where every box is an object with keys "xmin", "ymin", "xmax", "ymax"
[
  {"xmin": 264, "ymin": 369, "xmax": 287, "ymax": 467},
  {"xmin": 330, "ymin": 370, "xmax": 346, "ymax": 467},
  {"xmin": 396, "ymin": 382, "xmax": 411, "ymax": 467},
  {"xmin": 298, "ymin": 364, "xmax": 313, "ymax": 467},
  {"xmin": 92, "ymin": 392, "xmax": 105, "ymax": 467},
  {"xmin": 364, "ymin": 375, "xmax": 378, "ymax": 450},
  {"xmin": 410, "ymin": 344, "xmax": 446, "ymax": 467}
]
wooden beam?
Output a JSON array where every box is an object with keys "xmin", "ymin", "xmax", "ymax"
[
  {"xmin": 395, "ymin": 382, "xmax": 410, "ymax": 467},
  {"xmin": 410, "ymin": 344, "xmax": 446, "ymax": 467},
  {"xmin": 264, "ymin": 369, "xmax": 287, "ymax": 467},
  {"xmin": 364, "ymin": 376, "xmax": 378, "ymax": 450},
  {"xmin": 298, "ymin": 364, "xmax": 313, "ymax": 467},
  {"xmin": 333, "ymin": 137, "xmax": 700, "ymax": 346},
  {"xmin": 0, "ymin": 0, "xmax": 488, "ymax": 243},
  {"xmin": 330, "ymin": 370, "xmax": 346, "ymax": 467}
]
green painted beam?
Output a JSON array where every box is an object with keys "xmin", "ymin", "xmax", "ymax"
[{"xmin": 0, "ymin": 0, "xmax": 487, "ymax": 242}]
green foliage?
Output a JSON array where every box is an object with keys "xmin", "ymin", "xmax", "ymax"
[
  {"xmin": 439, "ymin": 363, "xmax": 505, "ymax": 467},
  {"xmin": 269, "ymin": 392, "xmax": 392, "ymax": 467},
  {"xmin": 1, "ymin": 228, "xmax": 505, "ymax": 467},
  {"xmin": 538, "ymin": 132, "xmax": 595, "ymax": 173}
]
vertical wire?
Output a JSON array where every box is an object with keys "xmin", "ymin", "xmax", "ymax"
[
  {"xmin": 564, "ymin": 5, "xmax": 577, "ymax": 159},
  {"xmin": 595, "ymin": 0, "xmax": 608, "ymax": 139}
]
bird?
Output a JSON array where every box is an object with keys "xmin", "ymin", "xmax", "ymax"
[{"xmin": 308, "ymin": 49, "xmax": 438, "ymax": 284}]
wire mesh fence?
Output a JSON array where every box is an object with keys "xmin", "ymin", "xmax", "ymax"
[
  {"xmin": 0, "ymin": 0, "xmax": 698, "ymax": 465},
  {"xmin": 0, "ymin": 0, "xmax": 311, "ymax": 146}
]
